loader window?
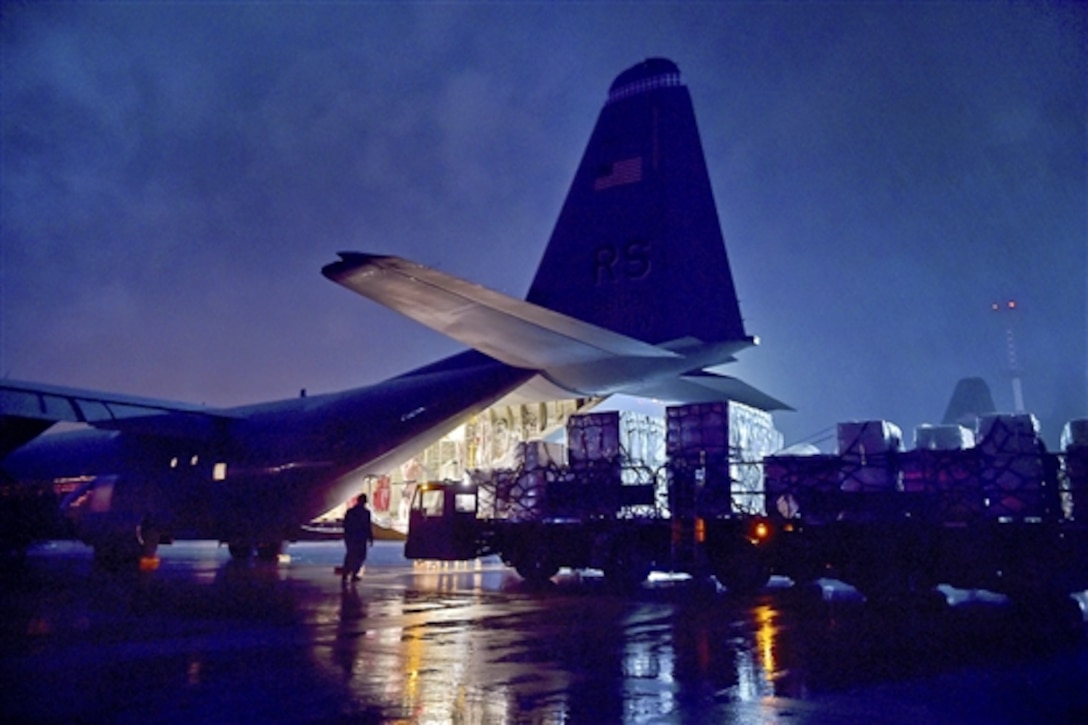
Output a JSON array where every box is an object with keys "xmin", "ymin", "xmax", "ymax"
[
  {"xmin": 454, "ymin": 492, "xmax": 476, "ymax": 514},
  {"xmin": 416, "ymin": 489, "xmax": 444, "ymax": 517}
]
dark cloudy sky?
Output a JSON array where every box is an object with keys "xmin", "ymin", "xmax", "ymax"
[{"xmin": 2, "ymin": 2, "xmax": 1085, "ymax": 448}]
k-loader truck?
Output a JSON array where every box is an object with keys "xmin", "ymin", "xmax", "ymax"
[{"xmin": 405, "ymin": 403, "xmax": 1088, "ymax": 606}]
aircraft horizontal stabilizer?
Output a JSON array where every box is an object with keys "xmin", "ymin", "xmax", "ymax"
[
  {"xmin": 680, "ymin": 371, "xmax": 793, "ymax": 411},
  {"xmin": 612, "ymin": 370, "xmax": 791, "ymax": 412},
  {"xmin": 322, "ymin": 253, "xmax": 679, "ymax": 371}
]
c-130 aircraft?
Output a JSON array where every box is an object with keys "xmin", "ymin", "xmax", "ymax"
[{"xmin": 1, "ymin": 58, "xmax": 786, "ymax": 563}]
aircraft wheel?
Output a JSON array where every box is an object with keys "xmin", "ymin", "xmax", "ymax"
[
  {"xmin": 94, "ymin": 521, "xmax": 158, "ymax": 568},
  {"xmin": 94, "ymin": 539, "xmax": 142, "ymax": 568},
  {"xmin": 137, "ymin": 521, "xmax": 160, "ymax": 558},
  {"xmin": 256, "ymin": 542, "xmax": 283, "ymax": 562}
]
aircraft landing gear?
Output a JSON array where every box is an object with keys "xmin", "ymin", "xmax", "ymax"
[
  {"xmin": 256, "ymin": 541, "xmax": 283, "ymax": 562},
  {"xmin": 226, "ymin": 540, "xmax": 284, "ymax": 562},
  {"xmin": 93, "ymin": 521, "xmax": 160, "ymax": 569}
]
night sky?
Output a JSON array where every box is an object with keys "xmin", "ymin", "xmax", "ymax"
[{"xmin": 2, "ymin": 3, "xmax": 1085, "ymax": 449}]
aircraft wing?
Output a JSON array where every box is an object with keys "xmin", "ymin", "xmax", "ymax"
[
  {"xmin": 0, "ymin": 379, "xmax": 237, "ymax": 454},
  {"xmin": 322, "ymin": 253, "xmax": 680, "ymax": 370}
]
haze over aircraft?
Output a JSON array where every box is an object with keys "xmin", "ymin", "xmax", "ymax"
[{"xmin": 0, "ymin": 58, "xmax": 786, "ymax": 562}]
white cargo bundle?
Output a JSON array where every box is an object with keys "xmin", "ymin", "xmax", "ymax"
[
  {"xmin": 514, "ymin": 440, "xmax": 566, "ymax": 471},
  {"xmin": 763, "ymin": 452, "xmax": 842, "ymax": 522},
  {"xmin": 914, "ymin": 424, "xmax": 974, "ymax": 451},
  {"xmin": 728, "ymin": 401, "xmax": 784, "ymax": 458},
  {"xmin": 620, "ymin": 412, "xmax": 667, "ymax": 470},
  {"xmin": 900, "ymin": 448, "xmax": 983, "ymax": 521},
  {"xmin": 975, "ymin": 414, "xmax": 1051, "ymax": 519},
  {"xmin": 1061, "ymin": 419, "xmax": 1088, "ymax": 521},
  {"xmin": 472, "ymin": 440, "xmax": 564, "ymax": 521},
  {"xmin": 837, "ymin": 420, "xmax": 903, "ymax": 457},
  {"xmin": 977, "ymin": 413, "xmax": 1041, "ymax": 454},
  {"xmin": 666, "ymin": 402, "xmax": 729, "ymax": 457},
  {"xmin": 666, "ymin": 401, "xmax": 784, "ymax": 515},
  {"xmin": 729, "ymin": 401, "xmax": 783, "ymax": 514},
  {"xmin": 567, "ymin": 412, "xmax": 620, "ymax": 463},
  {"xmin": 566, "ymin": 411, "xmax": 666, "ymax": 471},
  {"xmin": 473, "ymin": 467, "xmax": 557, "ymax": 522},
  {"xmin": 1061, "ymin": 419, "xmax": 1088, "ymax": 451},
  {"xmin": 837, "ymin": 420, "xmax": 903, "ymax": 492}
]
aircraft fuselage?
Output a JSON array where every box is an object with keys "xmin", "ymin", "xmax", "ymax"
[{"xmin": 3, "ymin": 352, "xmax": 531, "ymax": 549}]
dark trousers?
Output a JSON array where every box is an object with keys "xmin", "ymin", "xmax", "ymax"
[{"xmin": 343, "ymin": 543, "xmax": 368, "ymax": 579}]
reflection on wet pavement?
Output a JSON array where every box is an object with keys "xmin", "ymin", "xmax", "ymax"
[{"xmin": 2, "ymin": 541, "xmax": 1087, "ymax": 723}]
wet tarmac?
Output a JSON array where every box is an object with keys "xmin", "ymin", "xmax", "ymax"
[{"xmin": 2, "ymin": 541, "xmax": 1088, "ymax": 723}]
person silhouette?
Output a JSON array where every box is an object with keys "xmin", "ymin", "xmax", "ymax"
[{"xmin": 342, "ymin": 493, "xmax": 374, "ymax": 586}]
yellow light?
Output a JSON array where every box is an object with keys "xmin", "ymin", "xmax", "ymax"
[{"xmin": 754, "ymin": 603, "xmax": 778, "ymax": 675}]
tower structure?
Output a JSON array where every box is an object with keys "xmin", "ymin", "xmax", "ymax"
[{"xmin": 991, "ymin": 300, "xmax": 1024, "ymax": 413}]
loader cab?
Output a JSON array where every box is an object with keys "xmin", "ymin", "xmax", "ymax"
[{"xmin": 405, "ymin": 481, "xmax": 481, "ymax": 561}]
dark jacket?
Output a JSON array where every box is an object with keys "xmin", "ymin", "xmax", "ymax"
[{"xmin": 343, "ymin": 504, "xmax": 374, "ymax": 548}]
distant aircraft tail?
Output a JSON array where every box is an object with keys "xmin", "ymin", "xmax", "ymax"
[
  {"xmin": 526, "ymin": 58, "xmax": 751, "ymax": 348},
  {"xmin": 942, "ymin": 377, "xmax": 997, "ymax": 428}
]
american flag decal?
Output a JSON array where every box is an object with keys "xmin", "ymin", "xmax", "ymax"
[{"xmin": 594, "ymin": 156, "xmax": 642, "ymax": 191}]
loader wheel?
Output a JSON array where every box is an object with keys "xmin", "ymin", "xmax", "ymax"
[
  {"xmin": 603, "ymin": 543, "xmax": 652, "ymax": 588},
  {"xmin": 1009, "ymin": 590, "xmax": 1085, "ymax": 643},
  {"xmin": 514, "ymin": 548, "xmax": 559, "ymax": 583}
]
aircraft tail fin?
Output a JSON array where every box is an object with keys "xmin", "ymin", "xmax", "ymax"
[
  {"xmin": 323, "ymin": 58, "xmax": 786, "ymax": 409},
  {"xmin": 526, "ymin": 58, "xmax": 751, "ymax": 347}
]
